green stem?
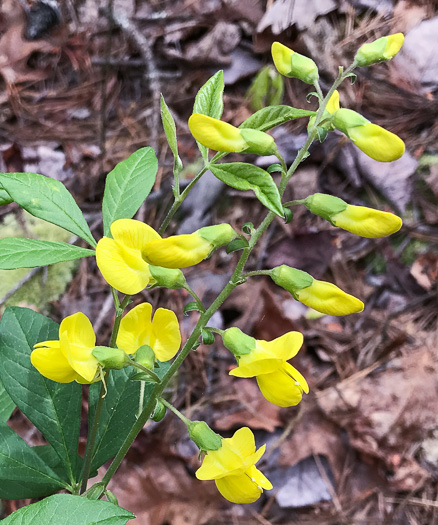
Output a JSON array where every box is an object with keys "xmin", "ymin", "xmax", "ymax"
[
  {"xmin": 241, "ymin": 270, "xmax": 272, "ymax": 279},
  {"xmin": 283, "ymin": 199, "xmax": 306, "ymax": 207},
  {"xmin": 79, "ymin": 379, "xmax": 106, "ymax": 494},
  {"xmin": 183, "ymin": 284, "xmax": 206, "ymax": 312},
  {"xmin": 158, "ymin": 152, "xmax": 228, "ymax": 235},
  {"xmin": 127, "ymin": 357, "xmax": 161, "ymax": 383},
  {"xmin": 160, "ymin": 397, "xmax": 192, "ymax": 426},
  {"xmin": 79, "ymin": 293, "xmax": 131, "ymax": 494}
]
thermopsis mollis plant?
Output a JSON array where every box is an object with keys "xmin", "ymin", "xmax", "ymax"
[{"xmin": 0, "ymin": 34, "xmax": 405, "ymax": 522}]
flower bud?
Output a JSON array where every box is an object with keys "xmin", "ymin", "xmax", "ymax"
[
  {"xmin": 354, "ymin": 33, "xmax": 404, "ymax": 67},
  {"xmin": 333, "ymin": 108, "xmax": 405, "ymax": 162},
  {"xmin": 271, "ymin": 42, "xmax": 319, "ymax": 84},
  {"xmin": 270, "ymin": 265, "xmax": 364, "ymax": 316},
  {"xmin": 222, "ymin": 327, "xmax": 257, "ymax": 357},
  {"xmin": 91, "ymin": 346, "xmax": 129, "ymax": 370},
  {"xmin": 134, "ymin": 345, "xmax": 155, "ymax": 369},
  {"xmin": 305, "ymin": 193, "xmax": 402, "ymax": 238},
  {"xmin": 188, "ymin": 421, "xmax": 222, "ymax": 451},
  {"xmin": 188, "ymin": 114, "xmax": 276, "ymax": 155},
  {"xmin": 149, "ymin": 265, "xmax": 187, "ymax": 289}
]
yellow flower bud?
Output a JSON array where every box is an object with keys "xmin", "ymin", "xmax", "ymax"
[
  {"xmin": 270, "ymin": 265, "xmax": 364, "ymax": 316},
  {"xmin": 31, "ymin": 313, "xmax": 99, "ymax": 384},
  {"xmin": 188, "ymin": 114, "xmax": 276, "ymax": 155},
  {"xmin": 271, "ymin": 42, "xmax": 319, "ymax": 84},
  {"xmin": 304, "ymin": 193, "xmax": 402, "ymax": 238},
  {"xmin": 333, "ymin": 108, "xmax": 405, "ymax": 162},
  {"xmin": 196, "ymin": 427, "xmax": 272, "ymax": 504},
  {"xmin": 142, "ymin": 224, "xmax": 236, "ymax": 269},
  {"xmin": 354, "ymin": 33, "xmax": 404, "ymax": 67}
]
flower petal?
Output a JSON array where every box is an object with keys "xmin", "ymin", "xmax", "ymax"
[
  {"xmin": 188, "ymin": 114, "xmax": 247, "ymax": 153},
  {"xmin": 110, "ymin": 219, "xmax": 161, "ymax": 249},
  {"xmin": 31, "ymin": 344, "xmax": 81, "ymax": 383},
  {"xmin": 284, "ymin": 362, "xmax": 309, "ymax": 394},
  {"xmin": 296, "ymin": 280, "xmax": 364, "ymax": 316},
  {"xmin": 117, "ymin": 303, "xmax": 153, "ymax": 354},
  {"xmin": 332, "ymin": 206, "xmax": 402, "ymax": 238},
  {"xmin": 96, "ymin": 236, "xmax": 151, "ymax": 295},
  {"xmin": 215, "ymin": 473, "xmax": 263, "ymax": 504},
  {"xmin": 259, "ymin": 331, "xmax": 304, "ymax": 361},
  {"xmin": 246, "ymin": 464, "xmax": 273, "ymax": 490},
  {"xmin": 348, "ymin": 123, "xmax": 405, "ymax": 162},
  {"xmin": 60, "ymin": 312, "xmax": 95, "ymax": 349},
  {"xmin": 151, "ymin": 308, "xmax": 181, "ymax": 361},
  {"xmin": 142, "ymin": 233, "xmax": 211, "ymax": 269},
  {"xmin": 256, "ymin": 367, "xmax": 304, "ymax": 407}
]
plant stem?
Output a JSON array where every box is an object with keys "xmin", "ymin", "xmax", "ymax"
[
  {"xmin": 183, "ymin": 284, "xmax": 206, "ymax": 312},
  {"xmin": 127, "ymin": 357, "xmax": 161, "ymax": 383},
  {"xmin": 160, "ymin": 397, "xmax": 192, "ymax": 426},
  {"xmin": 241, "ymin": 270, "xmax": 272, "ymax": 279},
  {"xmin": 79, "ymin": 293, "xmax": 131, "ymax": 493}
]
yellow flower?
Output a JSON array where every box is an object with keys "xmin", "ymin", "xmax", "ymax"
[
  {"xmin": 333, "ymin": 108, "xmax": 405, "ymax": 162},
  {"xmin": 196, "ymin": 427, "xmax": 272, "ymax": 504},
  {"xmin": 355, "ymin": 33, "xmax": 404, "ymax": 67},
  {"xmin": 270, "ymin": 265, "xmax": 364, "ymax": 316},
  {"xmin": 225, "ymin": 329, "xmax": 309, "ymax": 407},
  {"xmin": 116, "ymin": 303, "xmax": 181, "ymax": 361},
  {"xmin": 271, "ymin": 41, "xmax": 319, "ymax": 84},
  {"xmin": 304, "ymin": 193, "xmax": 402, "ymax": 238},
  {"xmin": 142, "ymin": 224, "xmax": 236, "ymax": 269},
  {"xmin": 326, "ymin": 90, "xmax": 340, "ymax": 114},
  {"xmin": 188, "ymin": 114, "xmax": 276, "ymax": 155},
  {"xmin": 96, "ymin": 219, "xmax": 161, "ymax": 295},
  {"xmin": 31, "ymin": 313, "xmax": 99, "ymax": 384}
]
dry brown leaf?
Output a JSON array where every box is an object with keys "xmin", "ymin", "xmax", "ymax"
[
  {"xmin": 410, "ymin": 253, "xmax": 438, "ymax": 291},
  {"xmin": 214, "ymin": 378, "xmax": 282, "ymax": 432},
  {"xmin": 0, "ymin": 7, "xmax": 62, "ymax": 84},
  {"xmin": 316, "ymin": 343, "xmax": 438, "ymax": 491}
]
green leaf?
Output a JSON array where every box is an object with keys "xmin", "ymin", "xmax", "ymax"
[
  {"xmin": 0, "ymin": 238, "xmax": 95, "ymax": 269},
  {"xmin": 1, "ymin": 494, "xmax": 135, "ymax": 524},
  {"xmin": 102, "ymin": 148, "xmax": 158, "ymax": 237},
  {"xmin": 210, "ymin": 163, "xmax": 284, "ymax": 217},
  {"xmin": 184, "ymin": 301, "xmax": 201, "ymax": 315},
  {"xmin": 0, "ymin": 422, "xmax": 66, "ymax": 499},
  {"xmin": 240, "ymin": 105, "xmax": 315, "ymax": 132},
  {"xmin": 226, "ymin": 238, "xmax": 249, "ymax": 254},
  {"xmin": 201, "ymin": 329, "xmax": 215, "ymax": 345},
  {"xmin": 0, "ymin": 172, "xmax": 96, "ymax": 247},
  {"xmin": 193, "ymin": 70, "xmax": 224, "ymax": 161},
  {"xmin": 0, "ymin": 307, "xmax": 82, "ymax": 485},
  {"xmin": 0, "ymin": 186, "xmax": 13, "ymax": 206},
  {"xmin": 160, "ymin": 95, "xmax": 178, "ymax": 160},
  {"xmin": 0, "ymin": 378, "xmax": 15, "ymax": 422},
  {"xmin": 88, "ymin": 362, "xmax": 170, "ymax": 472}
]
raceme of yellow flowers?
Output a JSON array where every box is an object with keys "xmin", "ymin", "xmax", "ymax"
[{"xmin": 30, "ymin": 32, "xmax": 406, "ymax": 506}]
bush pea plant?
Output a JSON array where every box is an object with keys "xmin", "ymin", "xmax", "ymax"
[{"xmin": 0, "ymin": 34, "xmax": 405, "ymax": 522}]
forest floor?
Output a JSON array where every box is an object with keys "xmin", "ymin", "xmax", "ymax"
[{"xmin": 1, "ymin": 0, "xmax": 438, "ymax": 523}]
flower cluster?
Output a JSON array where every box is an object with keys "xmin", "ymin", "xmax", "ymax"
[{"xmin": 29, "ymin": 32, "xmax": 407, "ymax": 507}]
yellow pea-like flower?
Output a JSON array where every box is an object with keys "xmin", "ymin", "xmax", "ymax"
[
  {"xmin": 188, "ymin": 114, "xmax": 276, "ymax": 155},
  {"xmin": 304, "ymin": 193, "xmax": 402, "ymax": 238},
  {"xmin": 354, "ymin": 33, "xmax": 404, "ymax": 67},
  {"xmin": 142, "ymin": 224, "xmax": 236, "ymax": 269},
  {"xmin": 116, "ymin": 302, "xmax": 181, "ymax": 362},
  {"xmin": 333, "ymin": 108, "xmax": 405, "ymax": 162},
  {"xmin": 196, "ymin": 427, "xmax": 272, "ymax": 504},
  {"xmin": 271, "ymin": 41, "xmax": 319, "ymax": 84},
  {"xmin": 270, "ymin": 265, "xmax": 364, "ymax": 316},
  {"xmin": 223, "ymin": 327, "xmax": 309, "ymax": 407},
  {"xmin": 31, "ymin": 313, "xmax": 99, "ymax": 384},
  {"xmin": 96, "ymin": 219, "xmax": 161, "ymax": 295}
]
